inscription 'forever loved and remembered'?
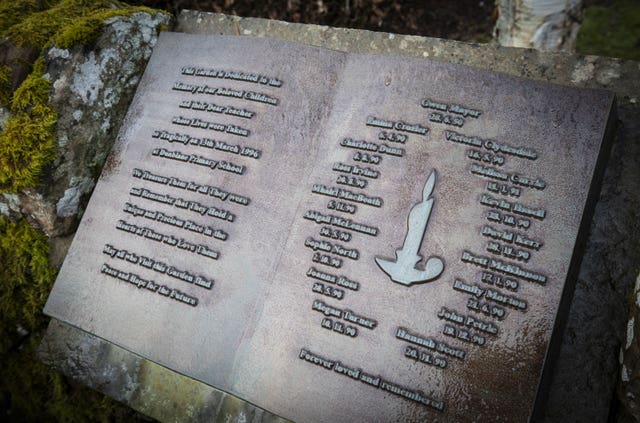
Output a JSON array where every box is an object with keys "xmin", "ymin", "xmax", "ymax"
[{"xmin": 44, "ymin": 33, "xmax": 615, "ymax": 423}]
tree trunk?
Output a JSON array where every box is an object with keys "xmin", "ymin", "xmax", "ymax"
[{"xmin": 494, "ymin": 0, "xmax": 583, "ymax": 51}]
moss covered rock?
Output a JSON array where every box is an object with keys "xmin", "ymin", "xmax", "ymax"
[
  {"xmin": 0, "ymin": 1, "xmax": 171, "ymax": 421},
  {"xmin": 0, "ymin": 3, "xmax": 171, "ymax": 235}
]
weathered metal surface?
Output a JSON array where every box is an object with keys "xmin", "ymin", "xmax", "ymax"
[{"xmin": 43, "ymin": 32, "xmax": 615, "ymax": 422}]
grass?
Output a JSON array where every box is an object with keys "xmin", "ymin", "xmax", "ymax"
[{"xmin": 577, "ymin": 0, "xmax": 640, "ymax": 60}]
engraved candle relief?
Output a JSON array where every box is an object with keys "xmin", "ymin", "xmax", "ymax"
[{"xmin": 376, "ymin": 170, "xmax": 445, "ymax": 285}]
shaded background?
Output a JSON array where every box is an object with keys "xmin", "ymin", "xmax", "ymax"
[{"xmin": 133, "ymin": 0, "xmax": 639, "ymax": 59}]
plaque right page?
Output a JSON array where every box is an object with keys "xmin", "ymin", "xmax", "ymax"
[{"xmin": 234, "ymin": 52, "xmax": 615, "ymax": 422}]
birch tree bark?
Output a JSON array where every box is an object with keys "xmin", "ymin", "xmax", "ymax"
[{"xmin": 494, "ymin": 0, "xmax": 583, "ymax": 51}]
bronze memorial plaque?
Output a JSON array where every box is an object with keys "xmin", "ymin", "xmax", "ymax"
[{"xmin": 44, "ymin": 32, "xmax": 616, "ymax": 422}]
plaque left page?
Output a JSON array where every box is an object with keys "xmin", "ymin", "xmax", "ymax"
[{"xmin": 43, "ymin": 33, "xmax": 345, "ymax": 390}]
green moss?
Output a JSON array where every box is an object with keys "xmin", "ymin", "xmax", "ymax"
[
  {"xmin": 0, "ymin": 58, "xmax": 57, "ymax": 192},
  {"xmin": 0, "ymin": 0, "xmax": 57, "ymax": 35},
  {"xmin": 2, "ymin": 341, "xmax": 131, "ymax": 422},
  {"xmin": 0, "ymin": 217, "xmax": 139, "ymax": 421},
  {"xmin": 55, "ymin": 5, "xmax": 167, "ymax": 49},
  {"xmin": 4, "ymin": 0, "xmax": 114, "ymax": 50},
  {"xmin": 3, "ymin": 0, "xmax": 167, "ymax": 51},
  {"xmin": 0, "ymin": 217, "xmax": 55, "ymax": 417},
  {"xmin": 0, "ymin": 64, "xmax": 11, "ymax": 107},
  {"xmin": 0, "ymin": 217, "xmax": 56, "ymax": 419},
  {"xmin": 576, "ymin": 0, "xmax": 640, "ymax": 60},
  {"xmin": 0, "ymin": 217, "xmax": 56, "ymax": 336}
]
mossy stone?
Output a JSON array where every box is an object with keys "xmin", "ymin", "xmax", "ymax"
[
  {"xmin": 0, "ymin": 2, "xmax": 169, "ymax": 421},
  {"xmin": 0, "ymin": 0, "xmax": 169, "ymax": 193}
]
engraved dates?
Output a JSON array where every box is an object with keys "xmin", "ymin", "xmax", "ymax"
[
  {"xmin": 466, "ymin": 298, "xmax": 506, "ymax": 320},
  {"xmin": 322, "ymin": 318, "xmax": 357, "ymax": 337}
]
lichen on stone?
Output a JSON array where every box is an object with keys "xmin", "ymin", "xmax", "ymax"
[{"xmin": 55, "ymin": 176, "xmax": 94, "ymax": 217}]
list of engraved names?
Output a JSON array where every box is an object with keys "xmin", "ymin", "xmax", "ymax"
[{"xmin": 296, "ymin": 93, "xmax": 550, "ymax": 413}]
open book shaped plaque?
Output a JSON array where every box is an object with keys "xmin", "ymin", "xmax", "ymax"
[{"xmin": 44, "ymin": 32, "xmax": 616, "ymax": 422}]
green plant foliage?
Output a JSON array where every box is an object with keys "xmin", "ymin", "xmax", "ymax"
[
  {"xmin": 0, "ymin": 58, "xmax": 57, "ymax": 192},
  {"xmin": 576, "ymin": 0, "xmax": 640, "ymax": 60}
]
